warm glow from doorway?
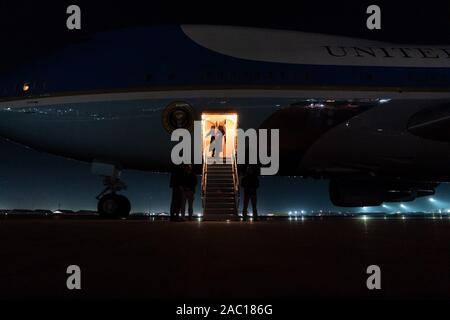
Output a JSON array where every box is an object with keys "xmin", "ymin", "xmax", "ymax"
[{"xmin": 201, "ymin": 113, "xmax": 238, "ymax": 159}]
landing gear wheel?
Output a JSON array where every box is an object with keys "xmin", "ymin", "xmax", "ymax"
[{"xmin": 97, "ymin": 194, "xmax": 131, "ymax": 218}]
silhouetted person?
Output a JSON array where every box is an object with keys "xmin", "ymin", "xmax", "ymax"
[
  {"xmin": 218, "ymin": 122, "xmax": 226, "ymax": 157},
  {"xmin": 181, "ymin": 164, "xmax": 197, "ymax": 220},
  {"xmin": 205, "ymin": 125, "xmax": 216, "ymax": 157},
  {"xmin": 241, "ymin": 166, "xmax": 259, "ymax": 221},
  {"xmin": 169, "ymin": 165, "xmax": 183, "ymax": 221}
]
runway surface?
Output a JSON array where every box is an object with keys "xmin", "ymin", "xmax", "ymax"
[{"xmin": 0, "ymin": 216, "xmax": 450, "ymax": 300}]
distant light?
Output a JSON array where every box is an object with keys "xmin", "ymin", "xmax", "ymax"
[
  {"xmin": 294, "ymin": 211, "xmax": 298, "ymax": 215},
  {"xmin": 361, "ymin": 215, "xmax": 369, "ymax": 221},
  {"xmin": 429, "ymin": 197, "xmax": 436, "ymax": 202},
  {"xmin": 382, "ymin": 204, "xmax": 388, "ymax": 208},
  {"xmin": 22, "ymin": 83, "xmax": 30, "ymax": 92},
  {"xmin": 309, "ymin": 103, "xmax": 325, "ymax": 108},
  {"xmin": 400, "ymin": 204, "xmax": 406, "ymax": 209},
  {"xmin": 301, "ymin": 210, "xmax": 306, "ymax": 214},
  {"xmin": 288, "ymin": 211, "xmax": 292, "ymax": 215},
  {"xmin": 379, "ymin": 99, "xmax": 391, "ymax": 104}
]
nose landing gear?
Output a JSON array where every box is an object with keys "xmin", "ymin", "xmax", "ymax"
[
  {"xmin": 97, "ymin": 192, "xmax": 131, "ymax": 219},
  {"xmin": 93, "ymin": 163, "xmax": 131, "ymax": 218}
]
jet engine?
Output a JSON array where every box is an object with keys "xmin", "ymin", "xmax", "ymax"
[{"xmin": 329, "ymin": 179, "xmax": 437, "ymax": 207}]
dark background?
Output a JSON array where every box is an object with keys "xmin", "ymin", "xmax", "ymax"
[{"xmin": 1, "ymin": 0, "xmax": 450, "ymax": 212}]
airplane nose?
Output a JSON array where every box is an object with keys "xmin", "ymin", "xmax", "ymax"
[
  {"xmin": 0, "ymin": 102, "xmax": 172, "ymax": 170},
  {"xmin": 0, "ymin": 107, "xmax": 47, "ymax": 147}
]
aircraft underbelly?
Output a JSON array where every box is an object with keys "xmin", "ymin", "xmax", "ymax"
[{"xmin": 0, "ymin": 90, "xmax": 450, "ymax": 179}]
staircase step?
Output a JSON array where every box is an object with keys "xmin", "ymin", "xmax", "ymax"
[
  {"xmin": 206, "ymin": 196, "xmax": 235, "ymax": 201},
  {"xmin": 206, "ymin": 191, "xmax": 235, "ymax": 195},
  {"xmin": 207, "ymin": 177, "xmax": 233, "ymax": 181},
  {"xmin": 206, "ymin": 162, "xmax": 233, "ymax": 165},
  {"xmin": 207, "ymin": 171, "xmax": 233, "ymax": 177},
  {"xmin": 204, "ymin": 208, "xmax": 237, "ymax": 214},
  {"xmin": 205, "ymin": 208, "xmax": 236, "ymax": 212},
  {"xmin": 205, "ymin": 200, "xmax": 235, "ymax": 204},
  {"xmin": 207, "ymin": 168, "xmax": 232, "ymax": 172},
  {"xmin": 207, "ymin": 185, "xmax": 234, "ymax": 189},
  {"xmin": 205, "ymin": 205, "xmax": 236, "ymax": 209},
  {"xmin": 206, "ymin": 203, "xmax": 236, "ymax": 208},
  {"xmin": 207, "ymin": 191, "xmax": 234, "ymax": 195},
  {"xmin": 207, "ymin": 181, "xmax": 234, "ymax": 185},
  {"xmin": 206, "ymin": 185, "xmax": 234, "ymax": 189}
]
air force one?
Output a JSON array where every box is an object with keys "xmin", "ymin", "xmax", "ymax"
[{"xmin": 1, "ymin": 24, "xmax": 450, "ymax": 216}]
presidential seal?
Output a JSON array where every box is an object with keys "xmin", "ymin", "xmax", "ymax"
[{"xmin": 162, "ymin": 101, "xmax": 195, "ymax": 133}]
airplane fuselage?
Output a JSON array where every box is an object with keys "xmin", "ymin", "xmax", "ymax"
[{"xmin": 1, "ymin": 25, "xmax": 450, "ymax": 182}]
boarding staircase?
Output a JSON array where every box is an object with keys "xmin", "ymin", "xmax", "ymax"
[{"xmin": 202, "ymin": 154, "xmax": 239, "ymax": 218}]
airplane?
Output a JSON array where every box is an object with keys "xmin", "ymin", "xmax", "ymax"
[{"xmin": 1, "ymin": 24, "xmax": 450, "ymax": 217}]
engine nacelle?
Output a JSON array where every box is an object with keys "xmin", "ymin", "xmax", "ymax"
[
  {"xmin": 329, "ymin": 179, "xmax": 384, "ymax": 207},
  {"xmin": 329, "ymin": 179, "xmax": 437, "ymax": 207}
]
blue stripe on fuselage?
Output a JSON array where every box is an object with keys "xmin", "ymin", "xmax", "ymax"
[{"xmin": 1, "ymin": 26, "xmax": 450, "ymax": 99}]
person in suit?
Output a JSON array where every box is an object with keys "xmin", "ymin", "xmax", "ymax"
[
  {"xmin": 181, "ymin": 164, "xmax": 197, "ymax": 220},
  {"xmin": 169, "ymin": 164, "xmax": 183, "ymax": 221},
  {"xmin": 241, "ymin": 166, "xmax": 260, "ymax": 221}
]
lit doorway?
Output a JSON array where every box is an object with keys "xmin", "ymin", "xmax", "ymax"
[{"xmin": 201, "ymin": 113, "xmax": 238, "ymax": 160}]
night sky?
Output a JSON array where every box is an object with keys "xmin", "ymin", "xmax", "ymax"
[{"xmin": 1, "ymin": 1, "xmax": 450, "ymax": 213}]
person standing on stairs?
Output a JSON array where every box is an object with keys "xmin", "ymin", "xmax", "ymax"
[
  {"xmin": 206, "ymin": 124, "xmax": 217, "ymax": 157},
  {"xmin": 218, "ymin": 121, "xmax": 226, "ymax": 158}
]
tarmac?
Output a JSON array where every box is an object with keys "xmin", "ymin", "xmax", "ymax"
[{"xmin": 0, "ymin": 216, "xmax": 450, "ymax": 300}]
